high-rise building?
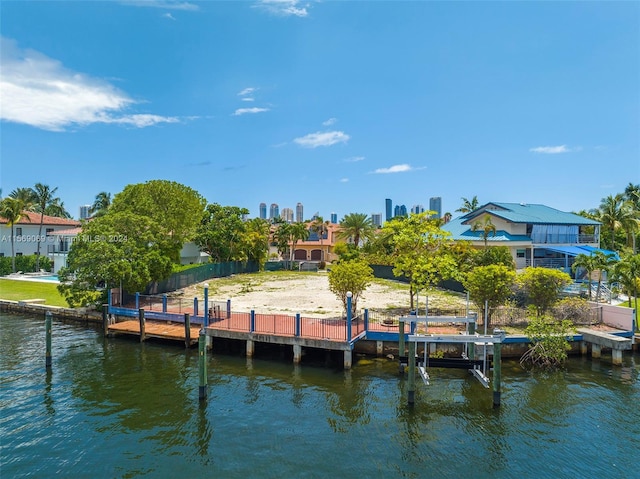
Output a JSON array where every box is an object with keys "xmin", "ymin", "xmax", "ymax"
[
  {"xmin": 259, "ymin": 202, "xmax": 267, "ymax": 219},
  {"xmin": 269, "ymin": 203, "xmax": 279, "ymax": 220},
  {"xmin": 281, "ymin": 208, "xmax": 294, "ymax": 223},
  {"xmin": 429, "ymin": 197, "xmax": 442, "ymax": 219},
  {"xmin": 411, "ymin": 204, "xmax": 425, "ymax": 214},
  {"xmin": 385, "ymin": 198, "xmax": 393, "ymax": 222},
  {"xmin": 79, "ymin": 205, "xmax": 91, "ymax": 220},
  {"xmin": 394, "ymin": 204, "xmax": 407, "ymax": 217},
  {"xmin": 296, "ymin": 203, "xmax": 303, "ymax": 223},
  {"xmin": 371, "ymin": 213, "xmax": 382, "ymax": 228},
  {"xmin": 330, "ymin": 212, "xmax": 338, "ymax": 224}
]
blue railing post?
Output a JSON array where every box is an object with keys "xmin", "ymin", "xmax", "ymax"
[
  {"xmin": 194, "ymin": 297, "xmax": 198, "ymax": 318},
  {"xmin": 162, "ymin": 294, "xmax": 167, "ymax": 313},
  {"xmin": 135, "ymin": 292, "xmax": 139, "ymax": 310},
  {"xmin": 250, "ymin": 310, "xmax": 255, "ymax": 332},
  {"xmin": 295, "ymin": 313, "xmax": 301, "ymax": 337},
  {"xmin": 364, "ymin": 309, "xmax": 369, "ymax": 333},
  {"xmin": 226, "ymin": 299, "xmax": 231, "ymax": 319},
  {"xmin": 204, "ymin": 283, "xmax": 209, "ymax": 328},
  {"xmin": 347, "ymin": 292, "xmax": 352, "ymax": 342}
]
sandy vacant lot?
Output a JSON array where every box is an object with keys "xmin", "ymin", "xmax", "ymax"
[{"xmin": 177, "ymin": 272, "xmax": 466, "ymax": 318}]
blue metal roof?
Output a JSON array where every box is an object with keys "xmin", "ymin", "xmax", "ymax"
[
  {"xmin": 539, "ymin": 245, "xmax": 620, "ymax": 260},
  {"xmin": 442, "ymin": 217, "xmax": 530, "ymax": 242},
  {"xmin": 460, "ymin": 202, "xmax": 600, "ymax": 226}
]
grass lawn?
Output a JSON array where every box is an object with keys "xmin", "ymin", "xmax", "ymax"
[{"xmin": 0, "ymin": 279, "xmax": 69, "ymax": 307}]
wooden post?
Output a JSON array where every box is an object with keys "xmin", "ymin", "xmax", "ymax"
[
  {"xmin": 184, "ymin": 313, "xmax": 191, "ymax": 348},
  {"xmin": 493, "ymin": 341, "xmax": 502, "ymax": 408},
  {"xmin": 102, "ymin": 304, "xmax": 109, "ymax": 336},
  {"xmin": 138, "ymin": 308, "xmax": 145, "ymax": 343},
  {"xmin": 295, "ymin": 313, "xmax": 301, "ymax": 337},
  {"xmin": 250, "ymin": 310, "xmax": 255, "ymax": 333},
  {"xmin": 198, "ymin": 329, "xmax": 207, "ymax": 400},
  {"xmin": 407, "ymin": 340, "xmax": 416, "ymax": 405},
  {"xmin": 469, "ymin": 320, "xmax": 476, "ymax": 360},
  {"xmin": 399, "ymin": 320, "xmax": 406, "ymax": 373},
  {"xmin": 226, "ymin": 299, "xmax": 231, "ymax": 319},
  {"xmin": 45, "ymin": 311, "xmax": 52, "ymax": 369},
  {"xmin": 162, "ymin": 294, "xmax": 167, "ymax": 313}
]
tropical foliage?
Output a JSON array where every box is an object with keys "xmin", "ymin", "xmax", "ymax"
[
  {"xmin": 462, "ymin": 264, "xmax": 516, "ymax": 328},
  {"xmin": 327, "ymin": 259, "xmax": 373, "ymax": 316},
  {"xmin": 520, "ymin": 314, "xmax": 575, "ymax": 369},
  {"xmin": 516, "ymin": 267, "xmax": 572, "ymax": 317},
  {"xmin": 0, "ymin": 197, "xmax": 29, "ymax": 273}
]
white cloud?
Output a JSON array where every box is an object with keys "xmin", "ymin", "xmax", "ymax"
[
  {"xmin": 163, "ymin": 13, "xmax": 176, "ymax": 20},
  {"xmin": 529, "ymin": 145, "xmax": 581, "ymax": 154},
  {"xmin": 233, "ymin": 107, "xmax": 270, "ymax": 116},
  {"xmin": 293, "ymin": 130, "xmax": 350, "ymax": 148},
  {"xmin": 322, "ymin": 117, "xmax": 337, "ymax": 126},
  {"xmin": 241, "ymin": 97, "xmax": 255, "ymax": 102},
  {"xmin": 340, "ymin": 178, "xmax": 349, "ymax": 183},
  {"xmin": 253, "ymin": 0, "xmax": 309, "ymax": 17},
  {"xmin": 344, "ymin": 156, "xmax": 365, "ymax": 162},
  {"xmin": 120, "ymin": 1, "xmax": 199, "ymax": 11},
  {"xmin": 238, "ymin": 87, "xmax": 258, "ymax": 96},
  {"xmin": 0, "ymin": 37, "xmax": 182, "ymax": 131},
  {"xmin": 372, "ymin": 164, "xmax": 414, "ymax": 174}
]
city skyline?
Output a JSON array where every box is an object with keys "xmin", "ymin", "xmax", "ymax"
[{"xmin": 1, "ymin": 2, "xmax": 638, "ymax": 220}]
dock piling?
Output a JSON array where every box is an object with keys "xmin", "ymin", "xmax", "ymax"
[
  {"xmin": 138, "ymin": 308, "xmax": 146, "ymax": 342},
  {"xmin": 184, "ymin": 313, "xmax": 191, "ymax": 348},
  {"xmin": 198, "ymin": 329, "xmax": 207, "ymax": 400},
  {"xmin": 407, "ymin": 340, "xmax": 416, "ymax": 405},
  {"xmin": 45, "ymin": 311, "xmax": 52, "ymax": 369},
  {"xmin": 102, "ymin": 304, "xmax": 109, "ymax": 336}
]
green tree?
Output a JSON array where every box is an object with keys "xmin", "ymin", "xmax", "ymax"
[
  {"xmin": 310, "ymin": 216, "xmax": 330, "ymax": 261},
  {"xmin": 520, "ymin": 314, "xmax": 575, "ymax": 369},
  {"xmin": 516, "ymin": 267, "xmax": 572, "ymax": 317},
  {"xmin": 456, "ymin": 196, "xmax": 479, "ymax": 213},
  {"xmin": 572, "ymin": 253, "xmax": 598, "ymax": 299},
  {"xmin": 0, "ymin": 197, "xmax": 29, "ymax": 273},
  {"xmin": 89, "ymin": 191, "xmax": 112, "ymax": 218},
  {"xmin": 471, "ymin": 215, "xmax": 497, "ymax": 248},
  {"xmin": 472, "ymin": 246, "xmax": 515, "ymax": 268},
  {"xmin": 43, "ymin": 198, "xmax": 71, "ymax": 218},
  {"xmin": 57, "ymin": 211, "xmax": 174, "ymax": 306},
  {"xmin": 591, "ymin": 250, "xmax": 618, "ymax": 302},
  {"xmin": 328, "ymin": 259, "xmax": 374, "ymax": 317},
  {"xmin": 610, "ymin": 253, "xmax": 640, "ymax": 316},
  {"xmin": 110, "ymin": 180, "xmax": 206, "ymax": 262},
  {"xmin": 195, "ymin": 203, "xmax": 249, "ymax": 262},
  {"xmin": 272, "ymin": 222, "xmax": 292, "ymax": 261},
  {"xmin": 382, "ymin": 212, "xmax": 457, "ymax": 310},
  {"xmin": 462, "ymin": 264, "xmax": 516, "ymax": 328},
  {"xmin": 243, "ymin": 218, "xmax": 271, "ymax": 269},
  {"xmin": 9, "ymin": 187, "xmax": 36, "ymax": 207},
  {"xmin": 337, "ymin": 213, "xmax": 375, "ymax": 248}
]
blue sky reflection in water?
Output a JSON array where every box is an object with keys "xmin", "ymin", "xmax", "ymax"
[{"xmin": 0, "ymin": 314, "xmax": 638, "ymax": 478}]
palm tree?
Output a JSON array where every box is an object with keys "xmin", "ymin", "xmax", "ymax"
[
  {"xmin": 597, "ymin": 194, "xmax": 629, "ymax": 251},
  {"xmin": 572, "ymin": 253, "xmax": 598, "ymax": 299},
  {"xmin": 32, "ymin": 183, "xmax": 58, "ymax": 271},
  {"xmin": 456, "ymin": 196, "xmax": 479, "ymax": 213},
  {"xmin": 610, "ymin": 253, "xmax": 640, "ymax": 316},
  {"xmin": 310, "ymin": 216, "xmax": 330, "ymax": 262},
  {"xmin": 44, "ymin": 198, "xmax": 71, "ymax": 218},
  {"xmin": 592, "ymin": 251, "xmax": 618, "ymax": 302},
  {"xmin": 289, "ymin": 222, "xmax": 309, "ymax": 267},
  {"xmin": 337, "ymin": 213, "xmax": 374, "ymax": 248},
  {"xmin": 89, "ymin": 191, "xmax": 111, "ymax": 218},
  {"xmin": 0, "ymin": 197, "xmax": 29, "ymax": 273},
  {"xmin": 9, "ymin": 187, "xmax": 36, "ymax": 208},
  {"xmin": 471, "ymin": 216, "xmax": 496, "ymax": 248}
]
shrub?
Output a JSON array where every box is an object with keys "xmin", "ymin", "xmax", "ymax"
[{"xmin": 0, "ymin": 255, "xmax": 52, "ymax": 275}]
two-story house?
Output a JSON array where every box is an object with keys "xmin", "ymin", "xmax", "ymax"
[{"xmin": 441, "ymin": 202, "xmax": 611, "ymax": 273}]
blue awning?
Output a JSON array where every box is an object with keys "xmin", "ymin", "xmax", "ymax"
[{"xmin": 540, "ymin": 245, "xmax": 620, "ymax": 260}]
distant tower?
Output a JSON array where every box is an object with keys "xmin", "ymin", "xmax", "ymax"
[
  {"xmin": 79, "ymin": 205, "xmax": 91, "ymax": 220},
  {"xmin": 269, "ymin": 203, "xmax": 279, "ymax": 220},
  {"xmin": 411, "ymin": 204, "xmax": 425, "ymax": 214},
  {"xmin": 330, "ymin": 212, "xmax": 338, "ymax": 224},
  {"xmin": 259, "ymin": 203, "xmax": 267, "ymax": 219},
  {"xmin": 281, "ymin": 208, "xmax": 294, "ymax": 223},
  {"xmin": 296, "ymin": 203, "xmax": 304, "ymax": 223},
  {"xmin": 385, "ymin": 198, "xmax": 392, "ymax": 221},
  {"xmin": 371, "ymin": 213, "xmax": 382, "ymax": 228},
  {"xmin": 429, "ymin": 197, "xmax": 442, "ymax": 219},
  {"xmin": 395, "ymin": 204, "xmax": 407, "ymax": 217}
]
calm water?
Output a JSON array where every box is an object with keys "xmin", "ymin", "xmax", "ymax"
[{"xmin": 1, "ymin": 313, "xmax": 638, "ymax": 479}]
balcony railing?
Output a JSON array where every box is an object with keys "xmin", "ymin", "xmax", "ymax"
[{"xmin": 532, "ymin": 234, "xmax": 597, "ymax": 245}]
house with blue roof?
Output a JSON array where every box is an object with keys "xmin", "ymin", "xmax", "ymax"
[{"xmin": 441, "ymin": 202, "xmax": 615, "ymax": 273}]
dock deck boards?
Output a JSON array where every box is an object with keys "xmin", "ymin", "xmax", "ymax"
[{"xmin": 109, "ymin": 320, "xmax": 201, "ymax": 345}]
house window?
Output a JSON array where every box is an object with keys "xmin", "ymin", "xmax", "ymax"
[
  {"xmin": 16, "ymin": 252, "xmax": 23, "ymax": 256},
  {"xmin": 16, "ymin": 227, "xmax": 22, "ymax": 236},
  {"xmin": 0, "ymin": 253, "xmax": 4, "ymax": 257},
  {"xmin": 46, "ymin": 228, "xmax": 54, "ymax": 234},
  {"xmin": 516, "ymin": 249, "xmax": 525, "ymax": 258}
]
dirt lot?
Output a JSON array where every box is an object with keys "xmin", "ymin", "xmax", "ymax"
[{"xmin": 174, "ymin": 271, "xmax": 467, "ymax": 318}]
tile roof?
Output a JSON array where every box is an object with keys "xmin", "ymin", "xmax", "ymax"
[{"xmin": 0, "ymin": 211, "xmax": 81, "ymax": 227}]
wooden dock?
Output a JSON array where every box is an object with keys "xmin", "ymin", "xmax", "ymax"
[{"xmin": 108, "ymin": 320, "xmax": 201, "ymax": 346}]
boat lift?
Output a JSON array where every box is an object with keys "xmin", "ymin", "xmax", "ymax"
[{"xmin": 397, "ymin": 298, "xmax": 505, "ymax": 407}]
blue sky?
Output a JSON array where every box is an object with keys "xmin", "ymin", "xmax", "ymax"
[{"xmin": 1, "ymin": 1, "xmax": 638, "ymax": 221}]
